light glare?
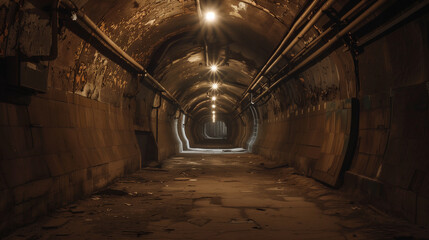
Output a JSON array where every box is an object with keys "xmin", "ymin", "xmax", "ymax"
[
  {"xmin": 211, "ymin": 96, "xmax": 216, "ymax": 101},
  {"xmin": 212, "ymin": 104, "xmax": 216, "ymax": 108},
  {"xmin": 212, "ymin": 83, "xmax": 218, "ymax": 89},
  {"xmin": 210, "ymin": 65, "xmax": 218, "ymax": 72},
  {"xmin": 205, "ymin": 11, "xmax": 216, "ymax": 22}
]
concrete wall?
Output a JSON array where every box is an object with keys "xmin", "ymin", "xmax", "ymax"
[
  {"xmin": 344, "ymin": 16, "xmax": 429, "ymax": 226},
  {"xmin": 252, "ymin": 14, "xmax": 429, "ymax": 226},
  {"xmin": 0, "ymin": 89, "xmax": 140, "ymax": 234}
]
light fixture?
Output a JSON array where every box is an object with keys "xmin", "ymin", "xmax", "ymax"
[
  {"xmin": 211, "ymin": 96, "xmax": 216, "ymax": 101},
  {"xmin": 210, "ymin": 65, "xmax": 218, "ymax": 72},
  {"xmin": 212, "ymin": 104, "xmax": 216, "ymax": 108},
  {"xmin": 205, "ymin": 11, "xmax": 216, "ymax": 22},
  {"xmin": 212, "ymin": 83, "xmax": 218, "ymax": 90},
  {"xmin": 212, "ymin": 111, "xmax": 215, "ymax": 114}
]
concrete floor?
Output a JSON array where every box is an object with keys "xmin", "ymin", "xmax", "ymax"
[{"xmin": 5, "ymin": 153, "xmax": 429, "ymax": 240}]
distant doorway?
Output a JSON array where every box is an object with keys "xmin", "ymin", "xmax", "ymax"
[{"xmin": 203, "ymin": 121, "xmax": 227, "ymax": 139}]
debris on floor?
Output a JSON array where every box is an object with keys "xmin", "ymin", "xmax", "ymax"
[{"xmin": 4, "ymin": 153, "xmax": 429, "ymax": 240}]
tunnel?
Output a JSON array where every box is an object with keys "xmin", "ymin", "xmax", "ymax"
[{"xmin": 0, "ymin": 0, "xmax": 429, "ymax": 238}]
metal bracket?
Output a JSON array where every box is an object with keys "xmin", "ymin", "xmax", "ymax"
[{"xmin": 343, "ymin": 32, "xmax": 362, "ymax": 56}]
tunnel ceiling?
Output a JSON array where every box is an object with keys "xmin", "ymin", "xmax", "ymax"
[{"xmin": 75, "ymin": 0, "xmax": 305, "ymax": 119}]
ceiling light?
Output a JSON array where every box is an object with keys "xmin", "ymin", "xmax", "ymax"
[
  {"xmin": 212, "ymin": 111, "xmax": 215, "ymax": 114},
  {"xmin": 210, "ymin": 65, "xmax": 218, "ymax": 72},
  {"xmin": 212, "ymin": 83, "xmax": 218, "ymax": 90},
  {"xmin": 205, "ymin": 11, "xmax": 216, "ymax": 22},
  {"xmin": 211, "ymin": 96, "xmax": 216, "ymax": 101},
  {"xmin": 212, "ymin": 104, "xmax": 216, "ymax": 108}
]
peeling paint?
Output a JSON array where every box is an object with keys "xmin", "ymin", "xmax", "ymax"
[
  {"xmin": 19, "ymin": 4, "xmax": 52, "ymax": 57},
  {"xmin": 145, "ymin": 19, "xmax": 155, "ymax": 26},
  {"xmin": 229, "ymin": 2, "xmax": 247, "ymax": 19},
  {"xmin": 187, "ymin": 53, "xmax": 202, "ymax": 63}
]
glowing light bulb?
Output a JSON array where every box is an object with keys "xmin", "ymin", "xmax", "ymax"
[
  {"xmin": 211, "ymin": 96, "xmax": 216, "ymax": 101},
  {"xmin": 210, "ymin": 65, "xmax": 218, "ymax": 72},
  {"xmin": 212, "ymin": 111, "xmax": 215, "ymax": 114},
  {"xmin": 205, "ymin": 11, "xmax": 216, "ymax": 22},
  {"xmin": 212, "ymin": 83, "xmax": 218, "ymax": 90},
  {"xmin": 212, "ymin": 104, "xmax": 216, "ymax": 108}
]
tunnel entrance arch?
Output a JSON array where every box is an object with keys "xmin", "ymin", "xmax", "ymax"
[
  {"xmin": 203, "ymin": 121, "xmax": 228, "ymax": 139},
  {"xmin": 246, "ymin": 105, "xmax": 259, "ymax": 152}
]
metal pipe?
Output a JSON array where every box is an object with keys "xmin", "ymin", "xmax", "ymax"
[
  {"xmin": 253, "ymin": 0, "xmax": 336, "ymax": 86},
  {"xmin": 237, "ymin": 0, "xmax": 322, "ymax": 106},
  {"xmin": 253, "ymin": 0, "xmax": 389, "ymax": 104},
  {"xmin": 268, "ymin": 0, "xmax": 371, "ymax": 82},
  {"xmin": 235, "ymin": 0, "xmax": 389, "ymax": 118},
  {"xmin": 341, "ymin": 0, "xmax": 371, "ymax": 21},
  {"xmin": 239, "ymin": 0, "xmax": 372, "ymax": 108},
  {"xmin": 60, "ymin": 0, "xmax": 188, "ymax": 115},
  {"xmin": 357, "ymin": 0, "xmax": 429, "ymax": 47}
]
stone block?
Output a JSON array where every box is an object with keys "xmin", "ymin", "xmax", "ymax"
[
  {"xmin": 77, "ymin": 129, "xmax": 96, "ymax": 149},
  {"xmin": 70, "ymin": 169, "xmax": 86, "ymax": 197},
  {"xmin": 49, "ymin": 89, "xmax": 68, "ymax": 103},
  {"xmin": 13, "ymin": 196, "xmax": 48, "ymax": 226},
  {"xmin": 85, "ymin": 107, "xmax": 95, "ymax": 128},
  {"xmin": 102, "ymin": 131, "xmax": 114, "ymax": 147},
  {"xmin": 297, "ymin": 145, "xmax": 320, "ymax": 160},
  {"xmin": 12, "ymin": 178, "xmax": 53, "ymax": 204},
  {"xmin": 97, "ymin": 101, "xmax": 108, "ymax": 111},
  {"xmin": 77, "ymin": 95, "xmax": 93, "ymax": 108},
  {"xmin": 67, "ymin": 104, "xmax": 79, "ymax": 128},
  {"xmin": 108, "ymin": 160, "xmax": 125, "ymax": 179},
  {"xmin": 93, "ymin": 109, "xmax": 108, "ymax": 130},
  {"xmin": 77, "ymin": 106, "xmax": 87, "ymax": 128},
  {"xmin": 45, "ymin": 154, "xmax": 64, "ymax": 177},
  {"xmin": 91, "ymin": 164, "xmax": 109, "ymax": 189},
  {"xmin": 62, "ymin": 128, "xmax": 80, "ymax": 151},
  {"xmin": 28, "ymin": 97, "xmax": 51, "ymax": 127},
  {"xmin": 358, "ymin": 129, "xmax": 389, "ymax": 155},
  {"xmin": 54, "ymin": 101, "xmax": 72, "ymax": 128},
  {"xmin": 7, "ymin": 104, "xmax": 29, "ymax": 127},
  {"xmin": 384, "ymin": 185, "xmax": 417, "ymax": 222},
  {"xmin": 86, "ymin": 148, "xmax": 103, "ymax": 166},
  {"xmin": 364, "ymin": 155, "xmax": 383, "ymax": 178},
  {"xmin": 42, "ymin": 128, "xmax": 67, "ymax": 154},
  {"xmin": 0, "ymin": 156, "xmax": 50, "ymax": 188},
  {"xmin": 94, "ymin": 129, "xmax": 106, "ymax": 147},
  {"xmin": 343, "ymin": 171, "xmax": 383, "ymax": 200},
  {"xmin": 70, "ymin": 150, "xmax": 89, "ymax": 171}
]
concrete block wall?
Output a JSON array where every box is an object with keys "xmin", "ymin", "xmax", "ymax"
[
  {"xmin": 343, "ymin": 17, "xmax": 429, "ymax": 226},
  {"xmin": 345, "ymin": 83, "xmax": 429, "ymax": 226},
  {"xmin": 252, "ymin": 12, "xmax": 429, "ymax": 227},
  {"xmin": 0, "ymin": 89, "xmax": 140, "ymax": 235},
  {"xmin": 253, "ymin": 99, "xmax": 356, "ymax": 187}
]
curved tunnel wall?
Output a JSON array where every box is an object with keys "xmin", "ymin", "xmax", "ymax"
[
  {"xmin": 251, "ymin": 12, "xmax": 429, "ymax": 225},
  {"xmin": 0, "ymin": 0, "xmax": 428, "ymax": 235}
]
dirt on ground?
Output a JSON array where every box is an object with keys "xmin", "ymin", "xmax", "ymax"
[{"xmin": 4, "ymin": 153, "xmax": 429, "ymax": 240}]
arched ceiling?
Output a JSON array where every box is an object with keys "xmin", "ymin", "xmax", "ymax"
[{"xmin": 74, "ymin": 0, "xmax": 307, "ymax": 120}]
